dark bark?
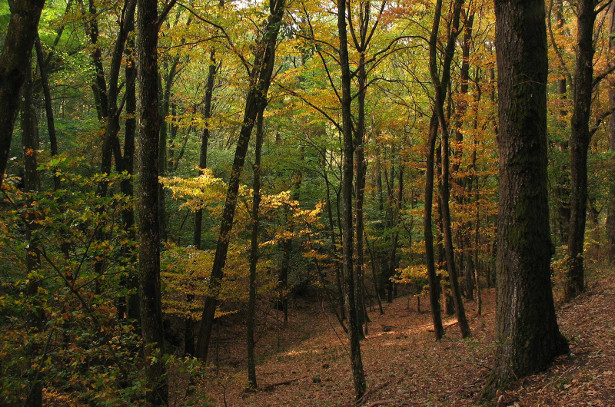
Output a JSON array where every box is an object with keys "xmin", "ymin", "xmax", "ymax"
[
  {"xmin": 607, "ymin": 3, "xmax": 615, "ymax": 263},
  {"xmin": 98, "ymin": 0, "xmax": 137, "ymax": 198},
  {"xmin": 34, "ymin": 36, "xmax": 60, "ymax": 190},
  {"xmin": 565, "ymin": 0, "xmax": 596, "ymax": 300},
  {"xmin": 195, "ymin": 0, "xmax": 286, "ymax": 362},
  {"xmin": 0, "ymin": 0, "xmax": 44, "ymax": 188},
  {"xmin": 279, "ymin": 225, "xmax": 290, "ymax": 324},
  {"xmin": 193, "ymin": 52, "xmax": 217, "ymax": 249},
  {"xmin": 553, "ymin": 0, "xmax": 571, "ymax": 244},
  {"xmin": 338, "ymin": 0, "xmax": 366, "ymax": 399},
  {"xmin": 425, "ymin": 0, "xmax": 464, "ymax": 340},
  {"xmin": 433, "ymin": 0, "xmax": 470, "ymax": 339},
  {"xmin": 21, "ymin": 65, "xmax": 43, "ymax": 407},
  {"xmin": 84, "ymin": 0, "xmax": 109, "ymax": 121},
  {"xmin": 455, "ymin": 12, "xmax": 475, "ymax": 302},
  {"xmin": 120, "ymin": 26, "xmax": 139, "ymax": 322},
  {"xmin": 424, "ymin": 113, "xmax": 444, "ymax": 339},
  {"xmin": 490, "ymin": 0, "xmax": 568, "ymax": 387},
  {"xmin": 185, "ymin": 53, "xmax": 217, "ymax": 358},
  {"xmin": 247, "ymin": 108, "xmax": 264, "ymax": 389},
  {"xmin": 136, "ymin": 0, "xmax": 167, "ymax": 404},
  {"xmin": 354, "ymin": 52, "xmax": 367, "ymax": 337},
  {"xmin": 323, "ymin": 161, "xmax": 347, "ymax": 326}
]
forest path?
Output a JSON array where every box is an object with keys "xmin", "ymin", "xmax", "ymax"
[{"xmin": 194, "ymin": 269, "xmax": 614, "ymax": 406}]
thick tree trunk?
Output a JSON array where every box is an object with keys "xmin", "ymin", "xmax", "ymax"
[
  {"xmin": 565, "ymin": 0, "xmax": 596, "ymax": 300},
  {"xmin": 247, "ymin": 108, "xmax": 264, "ymax": 389},
  {"xmin": 136, "ymin": 0, "xmax": 167, "ymax": 404},
  {"xmin": 195, "ymin": 0, "xmax": 285, "ymax": 362},
  {"xmin": 0, "ymin": 0, "xmax": 44, "ymax": 188},
  {"xmin": 337, "ymin": 0, "xmax": 366, "ymax": 399},
  {"xmin": 490, "ymin": 0, "xmax": 568, "ymax": 387}
]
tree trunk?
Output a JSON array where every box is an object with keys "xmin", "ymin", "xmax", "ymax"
[
  {"xmin": 247, "ymin": 108, "xmax": 264, "ymax": 389},
  {"xmin": 34, "ymin": 36, "xmax": 61, "ymax": 189},
  {"xmin": 196, "ymin": 0, "xmax": 286, "ymax": 362},
  {"xmin": 337, "ymin": 0, "xmax": 366, "ymax": 399},
  {"xmin": 185, "ymin": 52, "xmax": 217, "ymax": 357},
  {"xmin": 136, "ymin": 0, "xmax": 167, "ymax": 404},
  {"xmin": 0, "ymin": 0, "xmax": 44, "ymax": 188},
  {"xmin": 607, "ymin": 3, "xmax": 615, "ymax": 263},
  {"xmin": 354, "ymin": 52, "xmax": 367, "ymax": 338},
  {"xmin": 490, "ymin": 0, "xmax": 568, "ymax": 387},
  {"xmin": 565, "ymin": 0, "xmax": 596, "ymax": 300},
  {"xmin": 553, "ymin": 0, "xmax": 571, "ymax": 245},
  {"xmin": 120, "ymin": 27, "xmax": 139, "ymax": 322},
  {"xmin": 21, "ymin": 64, "xmax": 44, "ymax": 407},
  {"xmin": 424, "ymin": 113, "xmax": 444, "ymax": 339}
]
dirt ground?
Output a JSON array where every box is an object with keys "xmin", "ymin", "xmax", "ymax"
[{"xmin": 187, "ymin": 268, "xmax": 615, "ymax": 407}]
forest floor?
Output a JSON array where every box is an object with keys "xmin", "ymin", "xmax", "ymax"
[{"xmin": 187, "ymin": 268, "xmax": 615, "ymax": 407}]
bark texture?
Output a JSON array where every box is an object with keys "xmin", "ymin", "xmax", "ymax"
[
  {"xmin": 565, "ymin": 0, "xmax": 596, "ymax": 299},
  {"xmin": 491, "ymin": 0, "xmax": 568, "ymax": 386},
  {"xmin": 247, "ymin": 109, "xmax": 265, "ymax": 389},
  {"xmin": 338, "ymin": 0, "xmax": 366, "ymax": 399},
  {"xmin": 0, "ymin": 0, "xmax": 45, "ymax": 187},
  {"xmin": 607, "ymin": 3, "xmax": 615, "ymax": 263},
  {"xmin": 136, "ymin": 0, "xmax": 167, "ymax": 404}
]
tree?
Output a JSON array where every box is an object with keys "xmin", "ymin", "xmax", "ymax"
[
  {"xmin": 565, "ymin": 0, "xmax": 598, "ymax": 300},
  {"xmin": 607, "ymin": 2, "xmax": 615, "ymax": 263},
  {"xmin": 247, "ymin": 108, "xmax": 265, "ymax": 389},
  {"xmin": 195, "ymin": 0, "xmax": 286, "ymax": 362},
  {"xmin": 0, "ymin": 0, "xmax": 45, "ymax": 187},
  {"xmin": 136, "ymin": 0, "xmax": 176, "ymax": 404},
  {"xmin": 337, "ymin": 0, "xmax": 366, "ymax": 399},
  {"xmin": 424, "ymin": 0, "xmax": 468, "ymax": 339},
  {"xmin": 490, "ymin": 0, "xmax": 568, "ymax": 388}
]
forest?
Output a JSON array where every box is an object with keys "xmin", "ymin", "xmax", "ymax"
[{"xmin": 0, "ymin": 0, "xmax": 614, "ymax": 405}]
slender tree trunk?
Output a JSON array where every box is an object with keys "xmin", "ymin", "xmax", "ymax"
[
  {"xmin": 323, "ymin": 162, "xmax": 347, "ymax": 327},
  {"xmin": 158, "ymin": 60, "xmax": 179, "ymax": 242},
  {"xmin": 34, "ymin": 36, "xmax": 61, "ymax": 190},
  {"xmin": 21, "ymin": 64, "xmax": 44, "ymax": 407},
  {"xmin": 279, "ymin": 225, "xmax": 290, "ymax": 324},
  {"xmin": 565, "ymin": 0, "xmax": 596, "ymax": 300},
  {"xmin": 337, "ymin": 0, "xmax": 366, "ymax": 399},
  {"xmin": 489, "ymin": 0, "xmax": 568, "ymax": 388},
  {"xmin": 84, "ymin": 0, "xmax": 108, "ymax": 121},
  {"xmin": 425, "ymin": 113, "xmax": 444, "ymax": 339},
  {"xmin": 438, "ymin": 92, "xmax": 471, "ymax": 338},
  {"xmin": 0, "ymin": 0, "xmax": 44, "ymax": 188},
  {"xmin": 185, "ymin": 52, "xmax": 217, "ymax": 357},
  {"xmin": 553, "ymin": 0, "xmax": 571, "ymax": 244},
  {"xmin": 196, "ymin": 0, "xmax": 286, "ymax": 362},
  {"xmin": 119, "ymin": 28, "xmax": 139, "ymax": 322},
  {"xmin": 136, "ymin": 0, "xmax": 167, "ymax": 404},
  {"xmin": 425, "ymin": 0, "xmax": 464, "ymax": 339},
  {"xmin": 247, "ymin": 108, "xmax": 264, "ymax": 389},
  {"xmin": 193, "ymin": 52, "xmax": 217, "ymax": 249},
  {"xmin": 354, "ymin": 52, "xmax": 367, "ymax": 338},
  {"xmin": 607, "ymin": 2, "xmax": 615, "ymax": 263}
]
